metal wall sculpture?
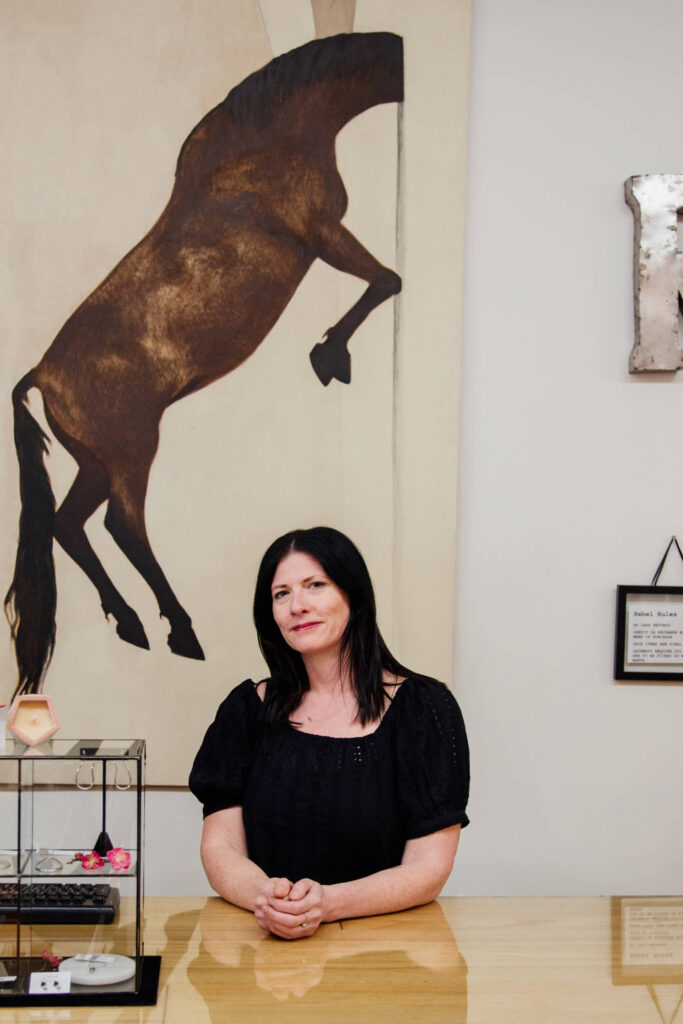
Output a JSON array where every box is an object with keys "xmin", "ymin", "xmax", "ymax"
[{"xmin": 625, "ymin": 174, "xmax": 683, "ymax": 372}]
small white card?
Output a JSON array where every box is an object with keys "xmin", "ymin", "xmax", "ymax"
[
  {"xmin": 28, "ymin": 971, "xmax": 71, "ymax": 994},
  {"xmin": 627, "ymin": 600, "xmax": 683, "ymax": 664},
  {"xmin": 0, "ymin": 976, "xmax": 17, "ymax": 983},
  {"xmin": 74, "ymin": 954, "xmax": 116, "ymax": 963}
]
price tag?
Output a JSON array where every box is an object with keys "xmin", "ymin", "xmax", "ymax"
[{"xmin": 28, "ymin": 971, "xmax": 71, "ymax": 994}]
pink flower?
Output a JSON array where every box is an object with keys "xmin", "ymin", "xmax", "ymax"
[
  {"xmin": 80, "ymin": 851, "xmax": 104, "ymax": 870},
  {"xmin": 42, "ymin": 950, "xmax": 61, "ymax": 968},
  {"xmin": 107, "ymin": 847, "xmax": 131, "ymax": 872}
]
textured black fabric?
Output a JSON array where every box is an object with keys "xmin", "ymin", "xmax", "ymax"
[{"xmin": 189, "ymin": 677, "xmax": 469, "ymax": 886}]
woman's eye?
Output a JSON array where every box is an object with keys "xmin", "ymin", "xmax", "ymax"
[
  {"xmin": 308, "ymin": 581, "xmax": 325, "ymax": 590},
  {"xmin": 272, "ymin": 590, "xmax": 288, "ymax": 600}
]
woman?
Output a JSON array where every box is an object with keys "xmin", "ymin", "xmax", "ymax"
[{"xmin": 189, "ymin": 527, "xmax": 469, "ymax": 940}]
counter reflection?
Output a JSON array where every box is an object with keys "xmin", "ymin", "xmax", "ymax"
[
  {"xmin": 187, "ymin": 897, "xmax": 468, "ymax": 1023},
  {"xmin": 612, "ymin": 896, "xmax": 683, "ymax": 1024}
]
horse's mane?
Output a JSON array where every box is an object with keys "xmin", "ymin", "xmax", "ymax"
[
  {"xmin": 174, "ymin": 32, "xmax": 402, "ymax": 179},
  {"xmin": 224, "ymin": 32, "xmax": 401, "ymax": 129}
]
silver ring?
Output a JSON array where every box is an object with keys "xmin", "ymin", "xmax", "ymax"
[
  {"xmin": 301, "ymin": 917, "xmax": 309, "ymax": 928},
  {"xmin": 75, "ymin": 761, "xmax": 95, "ymax": 790}
]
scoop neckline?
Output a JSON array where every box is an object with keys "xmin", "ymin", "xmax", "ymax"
[{"xmin": 250, "ymin": 676, "xmax": 411, "ymax": 742}]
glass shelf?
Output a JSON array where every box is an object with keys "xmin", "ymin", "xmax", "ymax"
[
  {"xmin": 0, "ymin": 738, "xmax": 144, "ymax": 760},
  {"xmin": 22, "ymin": 849, "xmax": 139, "ymax": 879}
]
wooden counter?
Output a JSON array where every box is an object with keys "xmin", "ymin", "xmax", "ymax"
[{"xmin": 5, "ymin": 895, "xmax": 682, "ymax": 1022}]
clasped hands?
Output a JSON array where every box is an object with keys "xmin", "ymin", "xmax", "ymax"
[{"xmin": 255, "ymin": 877, "xmax": 326, "ymax": 939}]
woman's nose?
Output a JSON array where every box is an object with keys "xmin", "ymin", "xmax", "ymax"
[{"xmin": 290, "ymin": 589, "xmax": 309, "ymax": 613}]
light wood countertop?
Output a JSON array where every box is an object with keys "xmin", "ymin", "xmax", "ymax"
[{"xmin": 4, "ymin": 895, "xmax": 683, "ymax": 1022}]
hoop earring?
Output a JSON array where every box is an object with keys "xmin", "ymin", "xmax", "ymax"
[
  {"xmin": 75, "ymin": 761, "xmax": 95, "ymax": 790},
  {"xmin": 113, "ymin": 762, "xmax": 132, "ymax": 791}
]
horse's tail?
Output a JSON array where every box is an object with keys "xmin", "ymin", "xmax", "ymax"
[{"xmin": 4, "ymin": 371, "xmax": 57, "ymax": 699}]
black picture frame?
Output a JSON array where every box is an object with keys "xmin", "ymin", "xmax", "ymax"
[{"xmin": 615, "ymin": 585, "xmax": 683, "ymax": 681}]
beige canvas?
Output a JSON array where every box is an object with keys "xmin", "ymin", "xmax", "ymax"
[{"xmin": 0, "ymin": 0, "xmax": 471, "ymax": 783}]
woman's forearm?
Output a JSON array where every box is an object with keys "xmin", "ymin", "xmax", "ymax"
[
  {"xmin": 321, "ymin": 826, "xmax": 460, "ymax": 923},
  {"xmin": 200, "ymin": 825, "xmax": 268, "ymax": 911},
  {"xmin": 322, "ymin": 861, "xmax": 446, "ymax": 923}
]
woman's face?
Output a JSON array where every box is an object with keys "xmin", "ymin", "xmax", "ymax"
[{"xmin": 270, "ymin": 550, "xmax": 350, "ymax": 660}]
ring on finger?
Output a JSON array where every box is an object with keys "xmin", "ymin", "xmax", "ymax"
[{"xmin": 301, "ymin": 917, "xmax": 309, "ymax": 928}]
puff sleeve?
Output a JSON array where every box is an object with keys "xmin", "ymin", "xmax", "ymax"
[
  {"xmin": 396, "ymin": 679, "xmax": 470, "ymax": 839},
  {"xmin": 188, "ymin": 680, "xmax": 263, "ymax": 818}
]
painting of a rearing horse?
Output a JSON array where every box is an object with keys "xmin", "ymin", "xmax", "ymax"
[{"xmin": 5, "ymin": 31, "xmax": 404, "ymax": 698}]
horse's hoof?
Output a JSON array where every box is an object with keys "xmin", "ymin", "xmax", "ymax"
[
  {"xmin": 310, "ymin": 341, "xmax": 351, "ymax": 386},
  {"xmin": 310, "ymin": 344, "xmax": 333, "ymax": 385},
  {"xmin": 167, "ymin": 624, "xmax": 205, "ymax": 661},
  {"xmin": 115, "ymin": 612, "xmax": 150, "ymax": 650}
]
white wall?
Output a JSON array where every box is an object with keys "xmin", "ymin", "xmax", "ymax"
[
  {"xmin": 145, "ymin": 791, "xmax": 211, "ymax": 897},
  {"xmin": 451, "ymin": 0, "xmax": 683, "ymax": 896},
  {"xmin": 145, "ymin": 0, "xmax": 683, "ymax": 897}
]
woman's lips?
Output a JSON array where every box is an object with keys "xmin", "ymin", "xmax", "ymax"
[{"xmin": 292, "ymin": 622, "xmax": 320, "ymax": 632}]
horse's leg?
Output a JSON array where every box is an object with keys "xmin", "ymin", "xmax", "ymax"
[
  {"xmin": 103, "ymin": 459, "xmax": 204, "ymax": 661},
  {"xmin": 54, "ymin": 462, "xmax": 150, "ymax": 650},
  {"xmin": 310, "ymin": 221, "xmax": 402, "ymax": 385}
]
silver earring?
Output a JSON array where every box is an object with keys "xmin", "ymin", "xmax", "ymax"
[
  {"xmin": 75, "ymin": 761, "xmax": 95, "ymax": 790},
  {"xmin": 113, "ymin": 762, "xmax": 132, "ymax": 790}
]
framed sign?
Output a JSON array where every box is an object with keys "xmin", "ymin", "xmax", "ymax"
[{"xmin": 615, "ymin": 585, "xmax": 683, "ymax": 681}]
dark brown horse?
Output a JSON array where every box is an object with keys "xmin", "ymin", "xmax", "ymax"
[{"xmin": 5, "ymin": 32, "xmax": 403, "ymax": 697}]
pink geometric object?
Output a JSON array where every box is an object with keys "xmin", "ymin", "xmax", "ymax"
[{"xmin": 7, "ymin": 695, "xmax": 59, "ymax": 747}]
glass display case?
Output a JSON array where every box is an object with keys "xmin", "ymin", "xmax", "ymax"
[{"xmin": 0, "ymin": 738, "xmax": 159, "ymax": 1006}]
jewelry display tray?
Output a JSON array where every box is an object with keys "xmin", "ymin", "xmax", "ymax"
[{"xmin": 0, "ymin": 737, "xmax": 159, "ymax": 1006}]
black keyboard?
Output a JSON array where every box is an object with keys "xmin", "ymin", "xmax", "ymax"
[{"xmin": 0, "ymin": 882, "xmax": 119, "ymax": 924}]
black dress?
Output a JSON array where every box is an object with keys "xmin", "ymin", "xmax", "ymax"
[{"xmin": 189, "ymin": 677, "xmax": 470, "ymax": 886}]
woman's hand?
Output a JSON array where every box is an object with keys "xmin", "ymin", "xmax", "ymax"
[{"xmin": 254, "ymin": 877, "xmax": 326, "ymax": 939}]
